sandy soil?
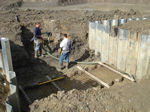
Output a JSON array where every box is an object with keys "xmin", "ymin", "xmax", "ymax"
[
  {"xmin": 0, "ymin": 1, "xmax": 150, "ymax": 112},
  {"xmin": 120, "ymin": 20, "xmax": 150, "ymax": 34},
  {"xmin": 0, "ymin": 72, "xmax": 9, "ymax": 112},
  {"xmin": 0, "ymin": 0, "xmax": 22, "ymax": 10},
  {"xmin": 30, "ymin": 79, "xmax": 150, "ymax": 112}
]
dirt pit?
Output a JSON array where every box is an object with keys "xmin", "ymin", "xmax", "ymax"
[
  {"xmin": 0, "ymin": 1, "xmax": 150, "ymax": 112},
  {"xmin": 29, "ymin": 79, "xmax": 150, "ymax": 112}
]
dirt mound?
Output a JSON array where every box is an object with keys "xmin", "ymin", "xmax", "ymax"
[
  {"xmin": 120, "ymin": 20, "xmax": 150, "ymax": 34},
  {"xmin": 30, "ymin": 80, "xmax": 150, "ymax": 112},
  {"xmin": 23, "ymin": 0, "xmax": 150, "ymax": 4},
  {"xmin": 94, "ymin": 0, "xmax": 150, "ymax": 4},
  {"xmin": 0, "ymin": 73, "xmax": 9, "ymax": 112},
  {"xmin": 0, "ymin": 0, "xmax": 22, "ymax": 10}
]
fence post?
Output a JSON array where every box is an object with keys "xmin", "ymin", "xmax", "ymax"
[
  {"xmin": 1, "ymin": 38, "xmax": 20, "ymax": 112},
  {"xmin": 109, "ymin": 19, "xmax": 119, "ymax": 66}
]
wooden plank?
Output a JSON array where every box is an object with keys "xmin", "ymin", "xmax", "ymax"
[
  {"xmin": 77, "ymin": 66, "xmax": 110, "ymax": 88},
  {"xmin": 97, "ymin": 22, "xmax": 103, "ymax": 55},
  {"xmin": 89, "ymin": 22, "xmax": 96, "ymax": 50},
  {"xmin": 0, "ymin": 51, "xmax": 3, "ymax": 69},
  {"xmin": 108, "ymin": 35, "xmax": 114, "ymax": 65},
  {"xmin": 88, "ymin": 22, "xmax": 92, "ymax": 50},
  {"xmin": 101, "ymin": 20, "xmax": 111, "ymax": 64},
  {"xmin": 101, "ymin": 31, "xmax": 109, "ymax": 63},
  {"xmin": 112, "ymin": 37, "xmax": 118, "ymax": 67},
  {"xmin": 125, "ymin": 32, "xmax": 138, "ymax": 75},
  {"xmin": 95, "ymin": 21, "xmax": 101, "ymax": 56},
  {"xmin": 117, "ymin": 29, "xmax": 128, "ymax": 71},
  {"xmin": 136, "ymin": 34, "xmax": 150, "ymax": 80}
]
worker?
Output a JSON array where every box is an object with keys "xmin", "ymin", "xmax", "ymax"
[
  {"xmin": 59, "ymin": 34, "xmax": 71, "ymax": 70},
  {"xmin": 33, "ymin": 23, "xmax": 43, "ymax": 58}
]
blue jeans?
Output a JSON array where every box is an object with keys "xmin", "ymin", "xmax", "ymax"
[
  {"xmin": 34, "ymin": 39, "xmax": 42, "ymax": 54},
  {"xmin": 59, "ymin": 52, "xmax": 70, "ymax": 65}
]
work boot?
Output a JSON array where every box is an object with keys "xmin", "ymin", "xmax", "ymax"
[
  {"xmin": 66, "ymin": 63, "xmax": 69, "ymax": 69},
  {"xmin": 59, "ymin": 64, "xmax": 64, "ymax": 70}
]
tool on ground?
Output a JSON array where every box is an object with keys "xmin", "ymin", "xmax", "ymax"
[
  {"xmin": 19, "ymin": 85, "xmax": 32, "ymax": 104},
  {"xmin": 24, "ymin": 75, "xmax": 65, "ymax": 89}
]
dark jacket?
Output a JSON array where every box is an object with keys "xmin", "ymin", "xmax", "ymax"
[{"xmin": 33, "ymin": 27, "xmax": 42, "ymax": 40}]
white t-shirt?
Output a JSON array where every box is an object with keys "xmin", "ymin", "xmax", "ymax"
[{"xmin": 60, "ymin": 38, "xmax": 71, "ymax": 52}]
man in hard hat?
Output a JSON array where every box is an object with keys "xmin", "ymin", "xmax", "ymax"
[
  {"xmin": 59, "ymin": 34, "xmax": 71, "ymax": 70},
  {"xmin": 33, "ymin": 23, "xmax": 43, "ymax": 58}
]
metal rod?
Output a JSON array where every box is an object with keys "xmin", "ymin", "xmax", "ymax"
[
  {"xmin": 77, "ymin": 66, "xmax": 110, "ymax": 88},
  {"xmin": 46, "ymin": 76, "xmax": 62, "ymax": 91},
  {"xmin": 19, "ymin": 85, "xmax": 32, "ymax": 104}
]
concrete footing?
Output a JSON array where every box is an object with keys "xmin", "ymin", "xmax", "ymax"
[{"xmin": 0, "ymin": 38, "xmax": 20, "ymax": 112}]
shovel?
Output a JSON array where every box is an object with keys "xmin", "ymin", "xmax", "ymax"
[{"xmin": 24, "ymin": 75, "xmax": 65, "ymax": 89}]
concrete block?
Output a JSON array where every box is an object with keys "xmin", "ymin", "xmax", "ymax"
[
  {"xmin": 119, "ymin": 19, "xmax": 127, "ymax": 25},
  {"xmin": 1, "ymin": 38, "xmax": 13, "ymax": 82},
  {"xmin": 9, "ymin": 84, "xmax": 20, "ymax": 112},
  {"xmin": 9, "ymin": 71, "xmax": 16, "ymax": 84},
  {"xmin": 111, "ymin": 19, "xmax": 119, "ymax": 26},
  {"xmin": 0, "ymin": 51, "xmax": 3, "ymax": 68},
  {"xmin": 10, "ymin": 84, "xmax": 16, "ymax": 95},
  {"xmin": 5, "ymin": 103, "xmax": 13, "ymax": 112}
]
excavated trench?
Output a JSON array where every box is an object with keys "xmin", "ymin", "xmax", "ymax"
[
  {"xmin": 12, "ymin": 22, "xmax": 97, "ymax": 111},
  {"xmin": 1, "ymin": 4, "xmax": 150, "ymax": 111},
  {"xmin": 16, "ymin": 22, "xmax": 128, "ymax": 111}
]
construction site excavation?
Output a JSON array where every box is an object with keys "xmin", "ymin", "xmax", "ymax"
[{"xmin": 0, "ymin": 0, "xmax": 150, "ymax": 112}]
